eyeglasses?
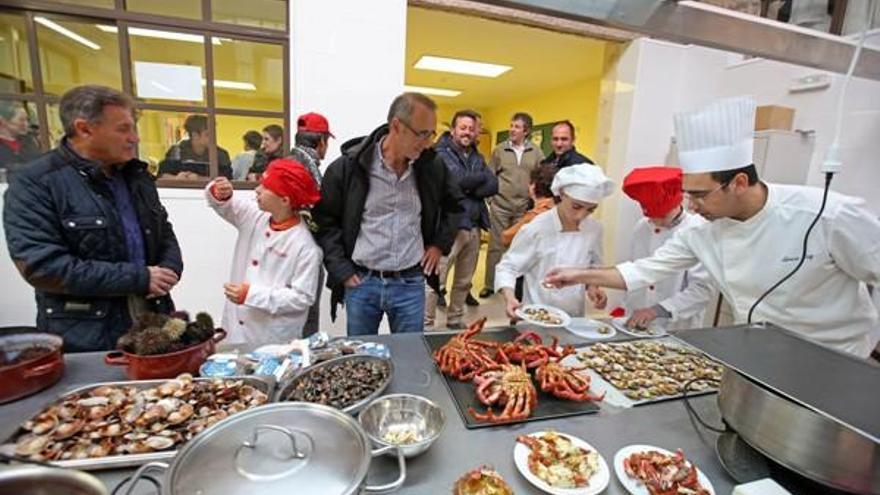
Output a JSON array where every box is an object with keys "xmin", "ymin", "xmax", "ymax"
[
  {"xmin": 684, "ymin": 180, "xmax": 731, "ymax": 204},
  {"xmin": 399, "ymin": 118, "xmax": 436, "ymax": 142}
]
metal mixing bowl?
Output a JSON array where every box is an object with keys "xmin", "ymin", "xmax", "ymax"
[{"xmin": 358, "ymin": 393, "xmax": 445, "ymax": 458}]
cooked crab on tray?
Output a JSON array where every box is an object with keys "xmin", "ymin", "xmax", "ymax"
[
  {"xmin": 431, "ymin": 318, "xmax": 603, "ymax": 425},
  {"xmin": 6, "ymin": 373, "xmax": 269, "ymax": 464},
  {"xmin": 574, "ymin": 339, "xmax": 724, "ymax": 405}
]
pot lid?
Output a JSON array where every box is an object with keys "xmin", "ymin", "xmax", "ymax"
[{"xmin": 166, "ymin": 402, "xmax": 371, "ymax": 495}]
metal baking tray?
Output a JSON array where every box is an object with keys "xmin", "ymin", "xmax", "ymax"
[
  {"xmin": 0, "ymin": 375, "xmax": 275, "ymax": 471},
  {"xmin": 570, "ymin": 336, "xmax": 723, "ymax": 408},
  {"xmin": 275, "ymin": 354, "xmax": 394, "ymax": 415},
  {"xmin": 424, "ymin": 328, "xmax": 600, "ymax": 429}
]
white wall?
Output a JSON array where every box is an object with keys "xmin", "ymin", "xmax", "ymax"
[{"xmin": 290, "ymin": 0, "xmax": 407, "ymax": 167}]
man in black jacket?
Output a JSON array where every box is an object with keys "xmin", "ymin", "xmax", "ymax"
[
  {"xmin": 3, "ymin": 85, "xmax": 183, "ymax": 352},
  {"xmin": 312, "ymin": 92, "xmax": 463, "ymax": 335},
  {"xmin": 541, "ymin": 120, "xmax": 595, "ymax": 169}
]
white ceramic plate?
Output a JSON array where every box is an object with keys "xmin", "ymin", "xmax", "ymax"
[
  {"xmin": 613, "ymin": 444, "xmax": 715, "ymax": 495},
  {"xmin": 566, "ymin": 318, "xmax": 617, "ymax": 340},
  {"xmin": 610, "ymin": 317, "xmax": 668, "ymax": 338},
  {"xmin": 514, "ymin": 431, "xmax": 610, "ymax": 495},
  {"xmin": 516, "ymin": 304, "xmax": 572, "ymax": 328}
]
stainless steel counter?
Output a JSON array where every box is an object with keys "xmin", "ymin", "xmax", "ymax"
[{"xmin": 0, "ymin": 329, "xmax": 735, "ymax": 494}]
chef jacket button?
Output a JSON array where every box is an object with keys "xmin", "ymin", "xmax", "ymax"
[
  {"xmin": 265, "ymin": 231, "xmax": 270, "ymax": 238},
  {"xmin": 251, "ymin": 260, "xmax": 258, "ymax": 266},
  {"xmin": 238, "ymin": 320, "xmax": 245, "ymax": 325},
  {"xmin": 649, "ymin": 285, "xmax": 655, "ymax": 291},
  {"xmin": 285, "ymin": 283, "xmax": 292, "ymax": 288},
  {"xmin": 654, "ymin": 228, "xmax": 661, "ymax": 234}
]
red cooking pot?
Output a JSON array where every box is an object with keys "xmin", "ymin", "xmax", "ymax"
[
  {"xmin": 0, "ymin": 330, "xmax": 65, "ymax": 404},
  {"xmin": 104, "ymin": 329, "xmax": 226, "ymax": 380}
]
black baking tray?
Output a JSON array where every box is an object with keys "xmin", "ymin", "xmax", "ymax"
[{"xmin": 423, "ymin": 328, "xmax": 600, "ymax": 429}]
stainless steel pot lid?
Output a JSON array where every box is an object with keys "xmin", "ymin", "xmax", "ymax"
[{"xmin": 165, "ymin": 402, "xmax": 374, "ymax": 495}]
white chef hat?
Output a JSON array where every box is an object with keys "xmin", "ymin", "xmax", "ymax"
[
  {"xmin": 674, "ymin": 96, "xmax": 756, "ymax": 174},
  {"xmin": 550, "ymin": 164, "xmax": 615, "ymax": 203}
]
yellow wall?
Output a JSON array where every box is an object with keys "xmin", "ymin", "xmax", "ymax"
[{"xmin": 484, "ymin": 77, "xmax": 603, "ymax": 161}]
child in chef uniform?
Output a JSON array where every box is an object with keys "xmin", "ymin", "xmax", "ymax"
[
  {"xmin": 496, "ymin": 164, "xmax": 613, "ymax": 320},
  {"xmin": 206, "ymin": 159, "xmax": 323, "ymax": 344},
  {"xmin": 613, "ymin": 166, "xmax": 714, "ymax": 331}
]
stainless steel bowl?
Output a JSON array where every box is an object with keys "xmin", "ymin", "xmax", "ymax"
[
  {"xmin": 0, "ymin": 465, "xmax": 108, "ymax": 495},
  {"xmin": 277, "ymin": 354, "xmax": 394, "ymax": 415},
  {"xmin": 358, "ymin": 393, "xmax": 445, "ymax": 458}
]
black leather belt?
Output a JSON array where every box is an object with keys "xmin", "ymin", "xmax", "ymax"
[{"xmin": 356, "ymin": 264, "xmax": 422, "ymax": 279}]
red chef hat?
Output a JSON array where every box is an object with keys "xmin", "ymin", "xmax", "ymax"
[
  {"xmin": 622, "ymin": 167, "xmax": 683, "ymax": 218},
  {"xmin": 260, "ymin": 158, "xmax": 321, "ymax": 209}
]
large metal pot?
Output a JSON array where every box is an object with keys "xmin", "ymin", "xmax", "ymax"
[
  {"xmin": 0, "ymin": 465, "xmax": 108, "ymax": 495},
  {"xmin": 104, "ymin": 329, "xmax": 225, "ymax": 380},
  {"xmin": 718, "ymin": 368, "xmax": 880, "ymax": 494},
  {"xmin": 121, "ymin": 402, "xmax": 406, "ymax": 495},
  {"xmin": 0, "ymin": 331, "xmax": 64, "ymax": 404}
]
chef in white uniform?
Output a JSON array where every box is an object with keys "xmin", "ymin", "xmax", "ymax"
[
  {"xmin": 496, "ymin": 164, "xmax": 614, "ymax": 319},
  {"xmin": 617, "ymin": 166, "xmax": 714, "ymax": 331},
  {"xmin": 544, "ymin": 96, "xmax": 880, "ymax": 357}
]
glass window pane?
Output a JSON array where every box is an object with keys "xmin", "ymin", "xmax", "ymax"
[
  {"xmin": 212, "ymin": 39, "xmax": 283, "ymax": 112},
  {"xmin": 0, "ymin": 99, "xmax": 42, "ymax": 180},
  {"xmin": 127, "ymin": 0, "xmax": 201, "ymax": 21},
  {"xmin": 46, "ymin": 102, "xmax": 64, "ymax": 148},
  {"xmin": 216, "ymin": 114, "xmax": 283, "ymax": 181},
  {"xmin": 138, "ymin": 111, "xmax": 232, "ymax": 180},
  {"xmin": 211, "ymin": 0, "xmax": 286, "ymax": 30},
  {"xmin": 127, "ymin": 26, "xmax": 206, "ymax": 105},
  {"xmin": 0, "ymin": 13, "xmax": 33, "ymax": 94},
  {"xmin": 35, "ymin": 15, "xmax": 121, "ymax": 97}
]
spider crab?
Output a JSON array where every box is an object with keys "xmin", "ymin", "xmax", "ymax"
[
  {"xmin": 432, "ymin": 317, "xmax": 499, "ymax": 381},
  {"xmin": 534, "ymin": 347, "xmax": 605, "ymax": 402},
  {"xmin": 467, "ymin": 361, "xmax": 537, "ymax": 423},
  {"xmin": 500, "ymin": 331, "xmax": 572, "ymax": 369}
]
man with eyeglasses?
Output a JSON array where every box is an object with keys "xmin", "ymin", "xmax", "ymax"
[
  {"xmin": 312, "ymin": 92, "xmax": 464, "ymax": 336},
  {"xmin": 544, "ymin": 96, "xmax": 880, "ymax": 358}
]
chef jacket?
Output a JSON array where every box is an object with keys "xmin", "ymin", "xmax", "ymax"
[
  {"xmin": 617, "ymin": 183, "xmax": 880, "ymax": 357},
  {"xmin": 206, "ymin": 184, "xmax": 322, "ymax": 344},
  {"xmin": 496, "ymin": 208, "xmax": 603, "ymax": 317},
  {"xmin": 623, "ymin": 211, "xmax": 714, "ymax": 331}
]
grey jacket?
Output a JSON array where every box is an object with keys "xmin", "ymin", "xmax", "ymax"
[{"xmin": 488, "ymin": 140, "xmax": 544, "ymax": 214}]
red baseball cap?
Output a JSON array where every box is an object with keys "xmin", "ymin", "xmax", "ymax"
[
  {"xmin": 297, "ymin": 112, "xmax": 334, "ymax": 138},
  {"xmin": 622, "ymin": 166, "xmax": 683, "ymax": 218}
]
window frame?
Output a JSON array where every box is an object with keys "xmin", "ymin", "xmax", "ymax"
[{"xmin": 0, "ymin": 0, "xmax": 289, "ymax": 188}]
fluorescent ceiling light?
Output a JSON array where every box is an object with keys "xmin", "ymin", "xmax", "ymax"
[
  {"xmin": 96, "ymin": 25, "xmax": 222, "ymax": 45},
  {"xmin": 36, "ymin": 17, "xmax": 101, "ymax": 50},
  {"xmin": 414, "ymin": 55, "xmax": 511, "ymax": 78},
  {"xmin": 403, "ymin": 84, "xmax": 461, "ymax": 97},
  {"xmin": 202, "ymin": 79, "xmax": 257, "ymax": 91}
]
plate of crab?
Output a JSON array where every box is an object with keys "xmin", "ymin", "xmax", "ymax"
[
  {"xmin": 514, "ymin": 430, "xmax": 610, "ymax": 494},
  {"xmin": 613, "ymin": 444, "xmax": 715, "ymax": 495},
  {"xmin": 424, "ymin": 318, "xmax": 605, "ymax": 428}
]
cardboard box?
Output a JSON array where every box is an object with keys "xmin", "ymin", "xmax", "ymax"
[{"xmin": 755, "ymin": 105, "xmax": 795, "ymax": 131}]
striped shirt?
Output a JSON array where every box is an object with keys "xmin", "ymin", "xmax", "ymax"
[{"xmin": 352, "ymin": 138, "xmax": 424, "ymax": 270}]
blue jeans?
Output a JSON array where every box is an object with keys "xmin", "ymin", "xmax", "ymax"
[{"xmin": 345, "ymin": 272, "xmax": 425, "ymax": 336}]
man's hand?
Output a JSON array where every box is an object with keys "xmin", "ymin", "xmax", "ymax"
[
  {"xmin": 147, "ymin": 266, "xmax": 179, "ymax": 298},
  {"xmin": 223, "ymin": 283, "xmax": 247, "ymax": 303},
  {"xmin": 421, "ymin": 246, "xmax": 443, "ymax": 276},
  {"xmin": 587, "ymin": 285, "xmax": 607, "ymax": 310},
  {"xmin": 344, "ymin": 274, "xmax": 362, "ymax": 288},
  {"xmin": 542, "ymin": 267, "xmax": 587, "ymax": 289},
  {"xmin": 627, "ymin": 307, "xmax": 659, "ymax": 329},
  {"xmin": 212, "ymin": 177, "xmax": 234, "ymax": 201}
]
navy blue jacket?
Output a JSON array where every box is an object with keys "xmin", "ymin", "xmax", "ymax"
[
  {"xmin": 435, "ymin": 133, "xmax": 497, "ymax": 231},
  {"xmin": 3, "ymin": 142, "xmax": 183, "ymax": 352}
]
